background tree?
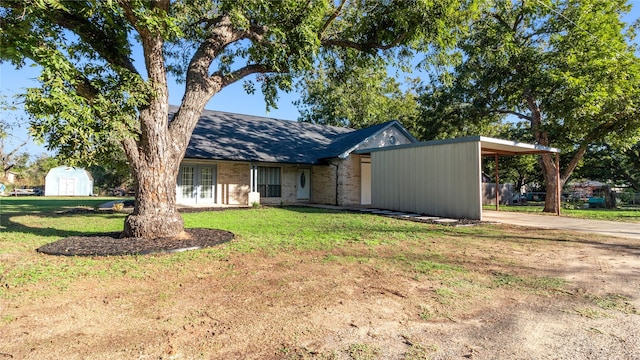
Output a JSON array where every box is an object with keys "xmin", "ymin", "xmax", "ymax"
[
  {"xmin": 420, "ymin": 0, "xmax": 640, "ymax": 213},
  {"xmin": 22, "ymin": 154, "xmax": 60, "ymax": 188},
  {"xmin": 0, "ymin": 95, "xmax": 28, "ymax": 182},
  {"xmin": 481, "ymin": 123, "xmax": 540, "ymax": 193},
  {"xmin": 1, "ymin": 0, "xmax": 475, "ymax": 239},
  {"xmin": 295, "ymin": 53, "xmax": 420, "ymax": 131},
  {"xmin": 88, "ymin": 147, "xmax": 134, "ymax": 195},
  {"xmin": 294, "ymin": 1, "xmax": 477, "ymax": 133},
  {"xmin": 576, "ymin": 143, "xmax": 640, "ymax": 191},
  {"xmin": 0, "ymin": 126, "xmax": 27, "ymax": 182}
]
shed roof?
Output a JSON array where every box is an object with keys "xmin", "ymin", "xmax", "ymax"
[
  {"xmin": 179, "ymin": 106, "xmax": 414, "ymax": 164},
  {"xmin": 45, "ymin": 166, "xmax": 94, "ymax": 182},
  {"xmin": 358, "ymin": 136, "xmax": 560, "ymax": 155}
]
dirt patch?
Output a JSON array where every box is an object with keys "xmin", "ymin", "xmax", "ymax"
[
  {"xmin": 36, "ymin": 228, "xmax": 234, "ymax": 256},
  {"xmin": 2, "ymin": 226, "xmax": 639, "ymax": 359}
]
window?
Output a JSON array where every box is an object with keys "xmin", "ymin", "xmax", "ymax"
[
  {"xmin": 257, "ymin": 166, "xmax": 281, "ymax": 197},
  {"xmin": 181, "ymin": 166, "xmax": 194, "ymax": 199},
  {"xmin": 200, "ymin": 167, "xmax": 215, "ymax": 199}
]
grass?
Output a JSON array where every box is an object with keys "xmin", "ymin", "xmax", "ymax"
[
  {"xmin": 348, "ymin": 343, "xmax": 380, "ymax": 360},
  {"xmin": 587, "ymin": 293, "xmax": 639, "ymax": 315},
  {"xmin": 0, "ymin": 198, "xmax": 470, "ymax": 290},
  {"xmin": 484, "ymin": 204, "xmax": 640, "ymax": 222},
  {"xmin": 1, "ymin": 197, "xmax": 636, "ymax": 358},
  {"xmin": 492, "ymin": 271, "xmax": 566, "ymax": 295},
  {"xmin": 0, "ymin": 198, "xmax": 571, "ymax": 301},
  {"xmin": 184, "ymin": 206, "xmax": 441, "ymax": 254}
]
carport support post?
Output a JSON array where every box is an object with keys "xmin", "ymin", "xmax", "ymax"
[
  {"xmin": 495, "ymin": 154, "xmax": 499, "ymax": 211},
  {"xmin": 556, "ymin": 153, "xmax": 561, "ymax": 216}
]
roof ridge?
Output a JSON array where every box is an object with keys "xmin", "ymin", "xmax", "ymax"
[{"xmin": 171, "ymin": 105, "xmax": 355, "ymax": 134}]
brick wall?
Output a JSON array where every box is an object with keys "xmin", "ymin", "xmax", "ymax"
[
  {"xmin": 337, "ymin": 154, "xmax": 363, "ymax": 206},
  {"xmin": 311, "ymin": 164, "xmax": 336, "ymax": 205},
  {"xmin": 218, "ymin": 162, "xmax": 250, "ymax": 205},
  {"xmin": 180, "ymin": 156, "xmax": 365, "ymax": 206},
  {"xmin": 310, "ymin": 155, "xmax": 364, "ymax": 206}
]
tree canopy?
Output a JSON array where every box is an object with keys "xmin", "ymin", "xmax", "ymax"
[
  {"xmin": 420, "ymin": 0, "xmax": 640, "ymax": 212},
  {"xmin": 0, "ymin": 0, "xmax": 477, "ymax": 238},
  {"xmin": 295, "ymin": 55, "xmax": 420, "ymax": 131}
]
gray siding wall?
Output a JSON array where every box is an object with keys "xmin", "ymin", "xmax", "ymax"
[{"xmin": 371, "ymin": 141, "xmax": 482, "ymax": 220}]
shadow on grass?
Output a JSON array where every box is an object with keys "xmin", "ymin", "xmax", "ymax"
[
  {"xmin": 1, "ymin": 213, "xmax": 128, "ymax": 239},
  {"xmin": 1, "ymin": 197, "xmax": 129, "ymax": 238}
]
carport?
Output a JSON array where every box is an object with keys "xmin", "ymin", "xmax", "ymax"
[{"xmin": 361, "ymin": 136, "xmax": 560, "ymax": 221}]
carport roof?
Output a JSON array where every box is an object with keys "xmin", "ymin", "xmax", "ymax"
[
  {"xmin": 475, "ymin": 136, "xmax": 560, "ymax": 155},
  {"xmin": 357, "ymin": 135, "xmax": 560, "ymax": 155}
]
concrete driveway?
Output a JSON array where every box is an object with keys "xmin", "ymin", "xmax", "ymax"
[{"xmin": 483, "ymin": 210, "xmax": 640, "ymax": 240}]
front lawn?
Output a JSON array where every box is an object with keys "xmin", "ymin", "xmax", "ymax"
[{"xmin": 1, "ymin": 198, "xmax": 638, "ymax": 359}]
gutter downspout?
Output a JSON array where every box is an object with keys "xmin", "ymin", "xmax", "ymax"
[{"xmin": 330, "ymin": 162, "xmax": 339, "ymax": 206}]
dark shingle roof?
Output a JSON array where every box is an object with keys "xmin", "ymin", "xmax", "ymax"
[
  {"xmin": 320, "ymin": 121, "xmax": 403, "ymax": 159},
  {"xmin": 181, "ymin": 107, "xmax": 409, "ymax": 164}
]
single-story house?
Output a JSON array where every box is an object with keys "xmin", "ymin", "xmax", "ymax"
[
  {"xmin": 178, "ymin": 108, "xmax": 560, "ymax": 220},
  {"xmin": 45, "ymin": 166, "xmax": 94, "ymax": 196},
  {"xmin": 177, "ymin": 107, "xmax": 417, "ymax": 207}
]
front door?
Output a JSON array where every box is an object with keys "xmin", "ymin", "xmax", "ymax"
[
  {"xmin": 296, "ymin": 169, "xmax": 310, "ymax": 201},
  {"xmin": 361, "ymin": 160, "xmax": 371, "ymax": 205}
]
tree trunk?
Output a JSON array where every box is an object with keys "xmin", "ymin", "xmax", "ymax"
[
  {"xmin": 119, "ymin": 21, "xmax": 192, "ymax": 240},
  {"xmin": 121, "ymin": 103, "xmax": 186, "ymax": 239},
  {"xmin": 123, "ymin": 163, "xmax": 184, "ymax": 238},
  {"xmin": 604, "ymin": 185, "xmax": 617, "ymax": 209},
  {"xmin": 525, "ymin": 92, "xmax": 561, "ymax": 214},
  {"xmin": 539, "ymin": 153, "xmax": 560, "ymax": 213}
]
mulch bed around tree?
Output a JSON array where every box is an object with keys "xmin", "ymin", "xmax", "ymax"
[{"xmin": 36, "ymin": 228, "xmax": 234, "ymax": 257}]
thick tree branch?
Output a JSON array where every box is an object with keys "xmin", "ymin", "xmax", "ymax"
[
  {"xmin": 4, "ymin": 0, "xmax": 132, "ymax": 72},
  {"xmin": 491, "ymin": 13, "xmax": 512, "ymax": 31},
  {"xmin": 47, "ymin": 7, "xmax": 138, "ymax": 74},
  {"xmin": 121, "ymin": 137, "xmax": 140, "ymax": 170},
  {"xmin": 320, "ymin": 34, "xmax": 407, "ymax": 52},
  {"xmin": 3, "ymin": 2, "xmax": 136, "ymax": 102},
  {"xmin": 154, "ymin": 0, "xmax": 169, "ymax": 12},
  {"xmin": 319, "ymin": 0, "xmax": 347, "ymax": 37},
  {"xmin": 488, "ymin": 108, "xmax": 533, "ymax": 121},
  {"xmin": 615, "ymin": 163, "xmax": 640, "ymax": 191},
  {"xmin": 561, "ymin": 143, "xmax": 588, "ymax": 182},
  {"xmin": 185, "ymin": 15, "xmax": 244, "ymax": 92},
  {"xmin": 219, "ymin": 64, "xmax": 275, "ymax": 88}
]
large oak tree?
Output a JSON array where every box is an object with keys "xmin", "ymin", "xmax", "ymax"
[
  {"xmin": 420, "ymin": 0, "xmax": 640, "ymax": 213},
  {"xmin": 0, "ymin": 0, "xmax": 472, "ymax": 238}
]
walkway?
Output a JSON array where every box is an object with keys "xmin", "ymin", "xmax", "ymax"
[{"xmin": 482, "ymin": 210, "xmax": 640, "ymax": 240}]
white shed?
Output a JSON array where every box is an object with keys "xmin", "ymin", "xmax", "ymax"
[
  {"xmin": 45, "ymin": 166, "xmax": 94, "ymax": 196},
  {"xmin": 361, "ymin": 136, "xmax": 560, "ymax": 220}
]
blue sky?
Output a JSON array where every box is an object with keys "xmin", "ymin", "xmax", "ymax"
[{"xmin": 1, "ymin": 2, "xmax": 639, "ymax": 159}]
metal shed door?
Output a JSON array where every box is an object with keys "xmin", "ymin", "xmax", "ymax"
[{"xmin": 59, "ymin": 178, "xmax": 76, "ymax": 196}]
